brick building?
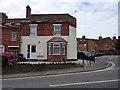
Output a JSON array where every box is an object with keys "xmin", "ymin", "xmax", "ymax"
[
  {"xmin": 0, "ymin": 13, "xmax": 25, "ymax": 55},
  {"xmin": 77, "ymin": 36, "xmax": 117, "ymax": 54},
  {"xmin": 0, "ymin": 5, "xmax": 77, "ymax": 61},
  {"xmin": 77, "ymin": 36, "xmax": 97, "ymax": 52}
]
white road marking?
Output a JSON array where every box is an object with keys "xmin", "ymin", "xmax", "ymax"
[
  {"xmin": 49, "ymin": 79, "xmax": 120, "ymax": 87},
  {"xmin": 2, "ymin": 61, "xmax": 115, "ymax": 81}
]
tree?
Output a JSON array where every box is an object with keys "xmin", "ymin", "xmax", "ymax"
[{"xmin": 115, "ymin": 36, "xmax": 120, "ymax": 55}]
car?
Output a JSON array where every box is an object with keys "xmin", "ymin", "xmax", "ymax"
[
  {"xmin": 77, "ymin": 51, "xmax": 95, "ymax": 60},
  {"xmin": 18, "ymin": 54, "xmax": 26, "ymax": 61},
  {"xmin": 94, "ymin": 51, "xmax": 104, "ymax": 57},
  {"xmin": 77, "ymin": 51, "xmax": 95, "ymax": 63}
]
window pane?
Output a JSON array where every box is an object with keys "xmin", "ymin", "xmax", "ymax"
[
  {"xmin": 27, "ymin": 45, "xmax": 30, "ymax": 52},
  {"xmin": 54, "ymin": 25, "xmax": 61, "ymax": 35},
  {"xmin": 31, "ymin": 46, "xmax": 36, "ymax": 53},
  {"xmin": 48, "ymin": 44, "xmax": 51, "ymax": 55},
  {"xmin": 54, "ymin": 31, "xmax": 60, "ymax": 35},
  {"xmin": 62, "ymin": 44, "xmax": 65, "ymax": 55},
  {"xmin": 53, "ymin": 43, "xmax": 60, "ymax": 55},
  {"xmin": 55, "ymin": 26, "xmax": 60, "ymax": 30},
  {"xmin": 12, "ymin": 32, "xmax": 16, "ymax": 40},
  {"xmin": 54, "ymin": 47, "xmax": 60, "ymax": 54},
  {"xmin": 9, "ymin": 49, "xmax": 18, "ymax": 55},
  {"xmin": 27, "ymin": 53, "xmax": 30, "ymax": 58},
  {"xmin": 30, "ymin": 26, "xmax": 37, "ymax": 36},
  {"xmin": 0, "ymin": 47, "xmax": 3, "ymax": 52}
]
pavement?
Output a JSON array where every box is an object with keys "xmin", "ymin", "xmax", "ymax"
[{"xmin": 2, "ymin": 57, "xmax": 113, "ymax": 79}]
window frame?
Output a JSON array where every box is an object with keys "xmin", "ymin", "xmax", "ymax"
[
  {"xmin": 9, "ymin": 48, "xmax": 18, "ymax": 55},
  {"xmin": 0, "ymin": 46, "xmax": 4, "ymax": 52},
  {"xmin": 53, "ymin": 24, "xmax": 61, "ymax": 36},
  {"xmin": 11, "ymin": 32, "xmax": 17, "ymax": 41},
  {"xmin": 48, "ymin": 43, "xmax": 51, "ymax": 55},
  {"xmin": 62, "ymin": 44, "xmax": 65, "ymax": 55},
  {"xmin": 29, "ymin": 24, "xmax": 38, "ymax": 36}
]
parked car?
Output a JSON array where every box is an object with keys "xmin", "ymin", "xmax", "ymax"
[
  {"xmin": 77, "ymin": 51, "xmax": 95, "ymax": 63},
  {"xmin": 18, "ymin": 54, "xmax": 26, "ymax": 61},
  {"xmin": 94, "ymin": 51, "xmax": 104, "ymax": 57}
]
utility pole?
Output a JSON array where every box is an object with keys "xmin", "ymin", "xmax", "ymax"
[{"xmin": 74, "ymin": 10, "xmax": 77, "ymax": 18}]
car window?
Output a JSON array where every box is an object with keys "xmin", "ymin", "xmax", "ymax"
[{"xmin": 82, "ymin": 51, "xmax": 91, "ymax": 56}]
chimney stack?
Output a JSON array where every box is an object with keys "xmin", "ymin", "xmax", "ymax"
[
  {"xmin": 99, "ymin": 35, "xmax": 102, "ymax": 40},
  {"xmin": 113, "ymin": 36, "xmax": 116, "ymax": 40},
  {"xmin": 26, "ymin": 5, "xmax": 31, "ymax": 18},
  {"xmin": 0, "ymin": 12, "xmax": 8, "ymax": 20},
  {"xmin": 82, "ymin": 36, "xmax": 86, "ymax": 41},
  {"xmin": 82, "ymin": 36, "xmax": 86, "ymax": 40}
]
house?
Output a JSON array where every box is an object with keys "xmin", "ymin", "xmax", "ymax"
[
  {"xmin": 77, "ymin": 36, "xmax": 117, "ymax": 54},
  {"xmin": 0, "ymin": 12, "xmax": 25, "ymax": 55},
  {"xmin": 77, "ymin": 36, "xmax": 97, "ymax": 52},
  {"xmin": 20, "ymin": 5, "xmax": 77, "ymax": 61},
  {"xmin": 0, "ymin": 5, "xmax": 77, "ymax": 62},
  {"xmin": 96, "ymin": 36, "xmax": 116, "ymax": 54}
]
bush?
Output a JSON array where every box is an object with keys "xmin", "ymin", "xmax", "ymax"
[{"xmin": 0, "ymin": 52, "xmax": 17, "ymax": 67}]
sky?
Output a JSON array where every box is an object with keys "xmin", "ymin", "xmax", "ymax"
[{"xmin": 0, "ymin": 0, "xmax": 119, "ymax": 39}]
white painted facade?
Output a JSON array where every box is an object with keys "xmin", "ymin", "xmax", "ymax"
[{"xmin": 21, "ymin": 25, "xmax": 77, "ymax": 60}]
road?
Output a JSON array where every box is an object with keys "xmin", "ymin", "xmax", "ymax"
[{"xmin": 2, "ymin": 56, "xmax": 119, "ymax": 89}]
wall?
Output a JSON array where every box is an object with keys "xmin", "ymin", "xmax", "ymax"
[
  {"xmin": 2, "ymin": 27, "xmax": 21, "ymax": 53},
  {"xmin": 21, "ymin": 25, "xmax": 77, "ymax": 60},
  {"xmin": 22, "ymin": 22, "xmax": 69, "ymax": 36},
  {"xmin": 65, "ymin": 25, "xmax": 77, "ymax": 59}
]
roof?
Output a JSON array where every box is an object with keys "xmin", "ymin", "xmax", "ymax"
[
  {"xmin": 2, "ymin": 18, "xmax": 27, "ymax": 28},
  {"xmin": 47, "ymin": 37, "xmax": 67, "ymax": 43},
  {"xmin": 30, "ymin": 14, "xmax": 75, "ymax": 22},
  {"xmin": 7, "ymin": 18, "xmax": 26, "ymax": 23}
]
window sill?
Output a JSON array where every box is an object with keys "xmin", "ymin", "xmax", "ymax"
[
  {"xmin": 54, "ymin": 35, "xmax": 61, "ymax": 37},
  {"xmin": 53, "ymin": 54, "xmax": 60, "ymax": 55}
]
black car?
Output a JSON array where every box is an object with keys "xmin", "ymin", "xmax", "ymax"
[
  {"xmin": 77, "ymin": 51, "xmax": 95, "ymax": 61},
  {"xmin": 94, "ymin": 51, "xmax": 104, "ymax": 57},
  {"xmin": 18, "ymin": 54, "xmax": 26, "ymax": 61}
]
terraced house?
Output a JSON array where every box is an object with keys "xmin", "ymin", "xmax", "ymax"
[
  {"xmin": 77, "ymin": 36, "xmax": 117, "ymax": 55},
  {"xmin": 0, "ymin": 5, "xmax": 77, "ymax": 62},
  {"xmin": 0, "ymin": 13, "xmax": 24, "ymax": 55}
]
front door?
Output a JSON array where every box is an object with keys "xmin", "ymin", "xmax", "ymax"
[{"xmin": 27, "ymin": 45, "xmax": 37, "ymax": 59}]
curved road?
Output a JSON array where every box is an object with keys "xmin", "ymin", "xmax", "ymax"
[{"xmin": 2, "ymin": 56, "xmax": 119, "ymax": 89}]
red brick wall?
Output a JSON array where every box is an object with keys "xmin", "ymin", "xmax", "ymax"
[
  {"xmin": 38, "ymin": 23, "xmax": 53, "ymax": 36},
  {"xmin": 77, "ymin": 37, "xmax": 115, "ymax": 52},
  {"xmin": 22, "ymin": 22, "xmax": 30, "ymax": 36},
  {"xmin": 22, "ymin": 22, "xmax": 69, "ymax": 36},
  {"xmin": 78, "ymin": 44, "xmax": 87, "ymax": 51},
  {"xmin": 97, "ymin": 38, "xmax": 114, "ymax": 51},
  {"xmin": 87, "ymin": 40, "xmax": 96, "ymax": 51},
  {"xmin": 61, "ymin": 23, "xmax": 69, "ymax": 36},
  {"xmin": 2, "ymin": 27, "xmax": 21, "ymax": 54}
]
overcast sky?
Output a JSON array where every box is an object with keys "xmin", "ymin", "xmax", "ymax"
[{"xmin": 0, "ymin": 0, "xmax": 119, "ymax": 39}]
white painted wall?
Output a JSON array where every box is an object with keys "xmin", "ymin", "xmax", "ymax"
[
  {"xmin": 21, "ymin": 36, "xmax": 52, "ymax": 59},
  {"xmin": 63, "ymin": 25, "xmax": 77, "ymax": 59},
  {"xmin": 21, "ymin": 25, "xmax": 77, "ymax": 60}
]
